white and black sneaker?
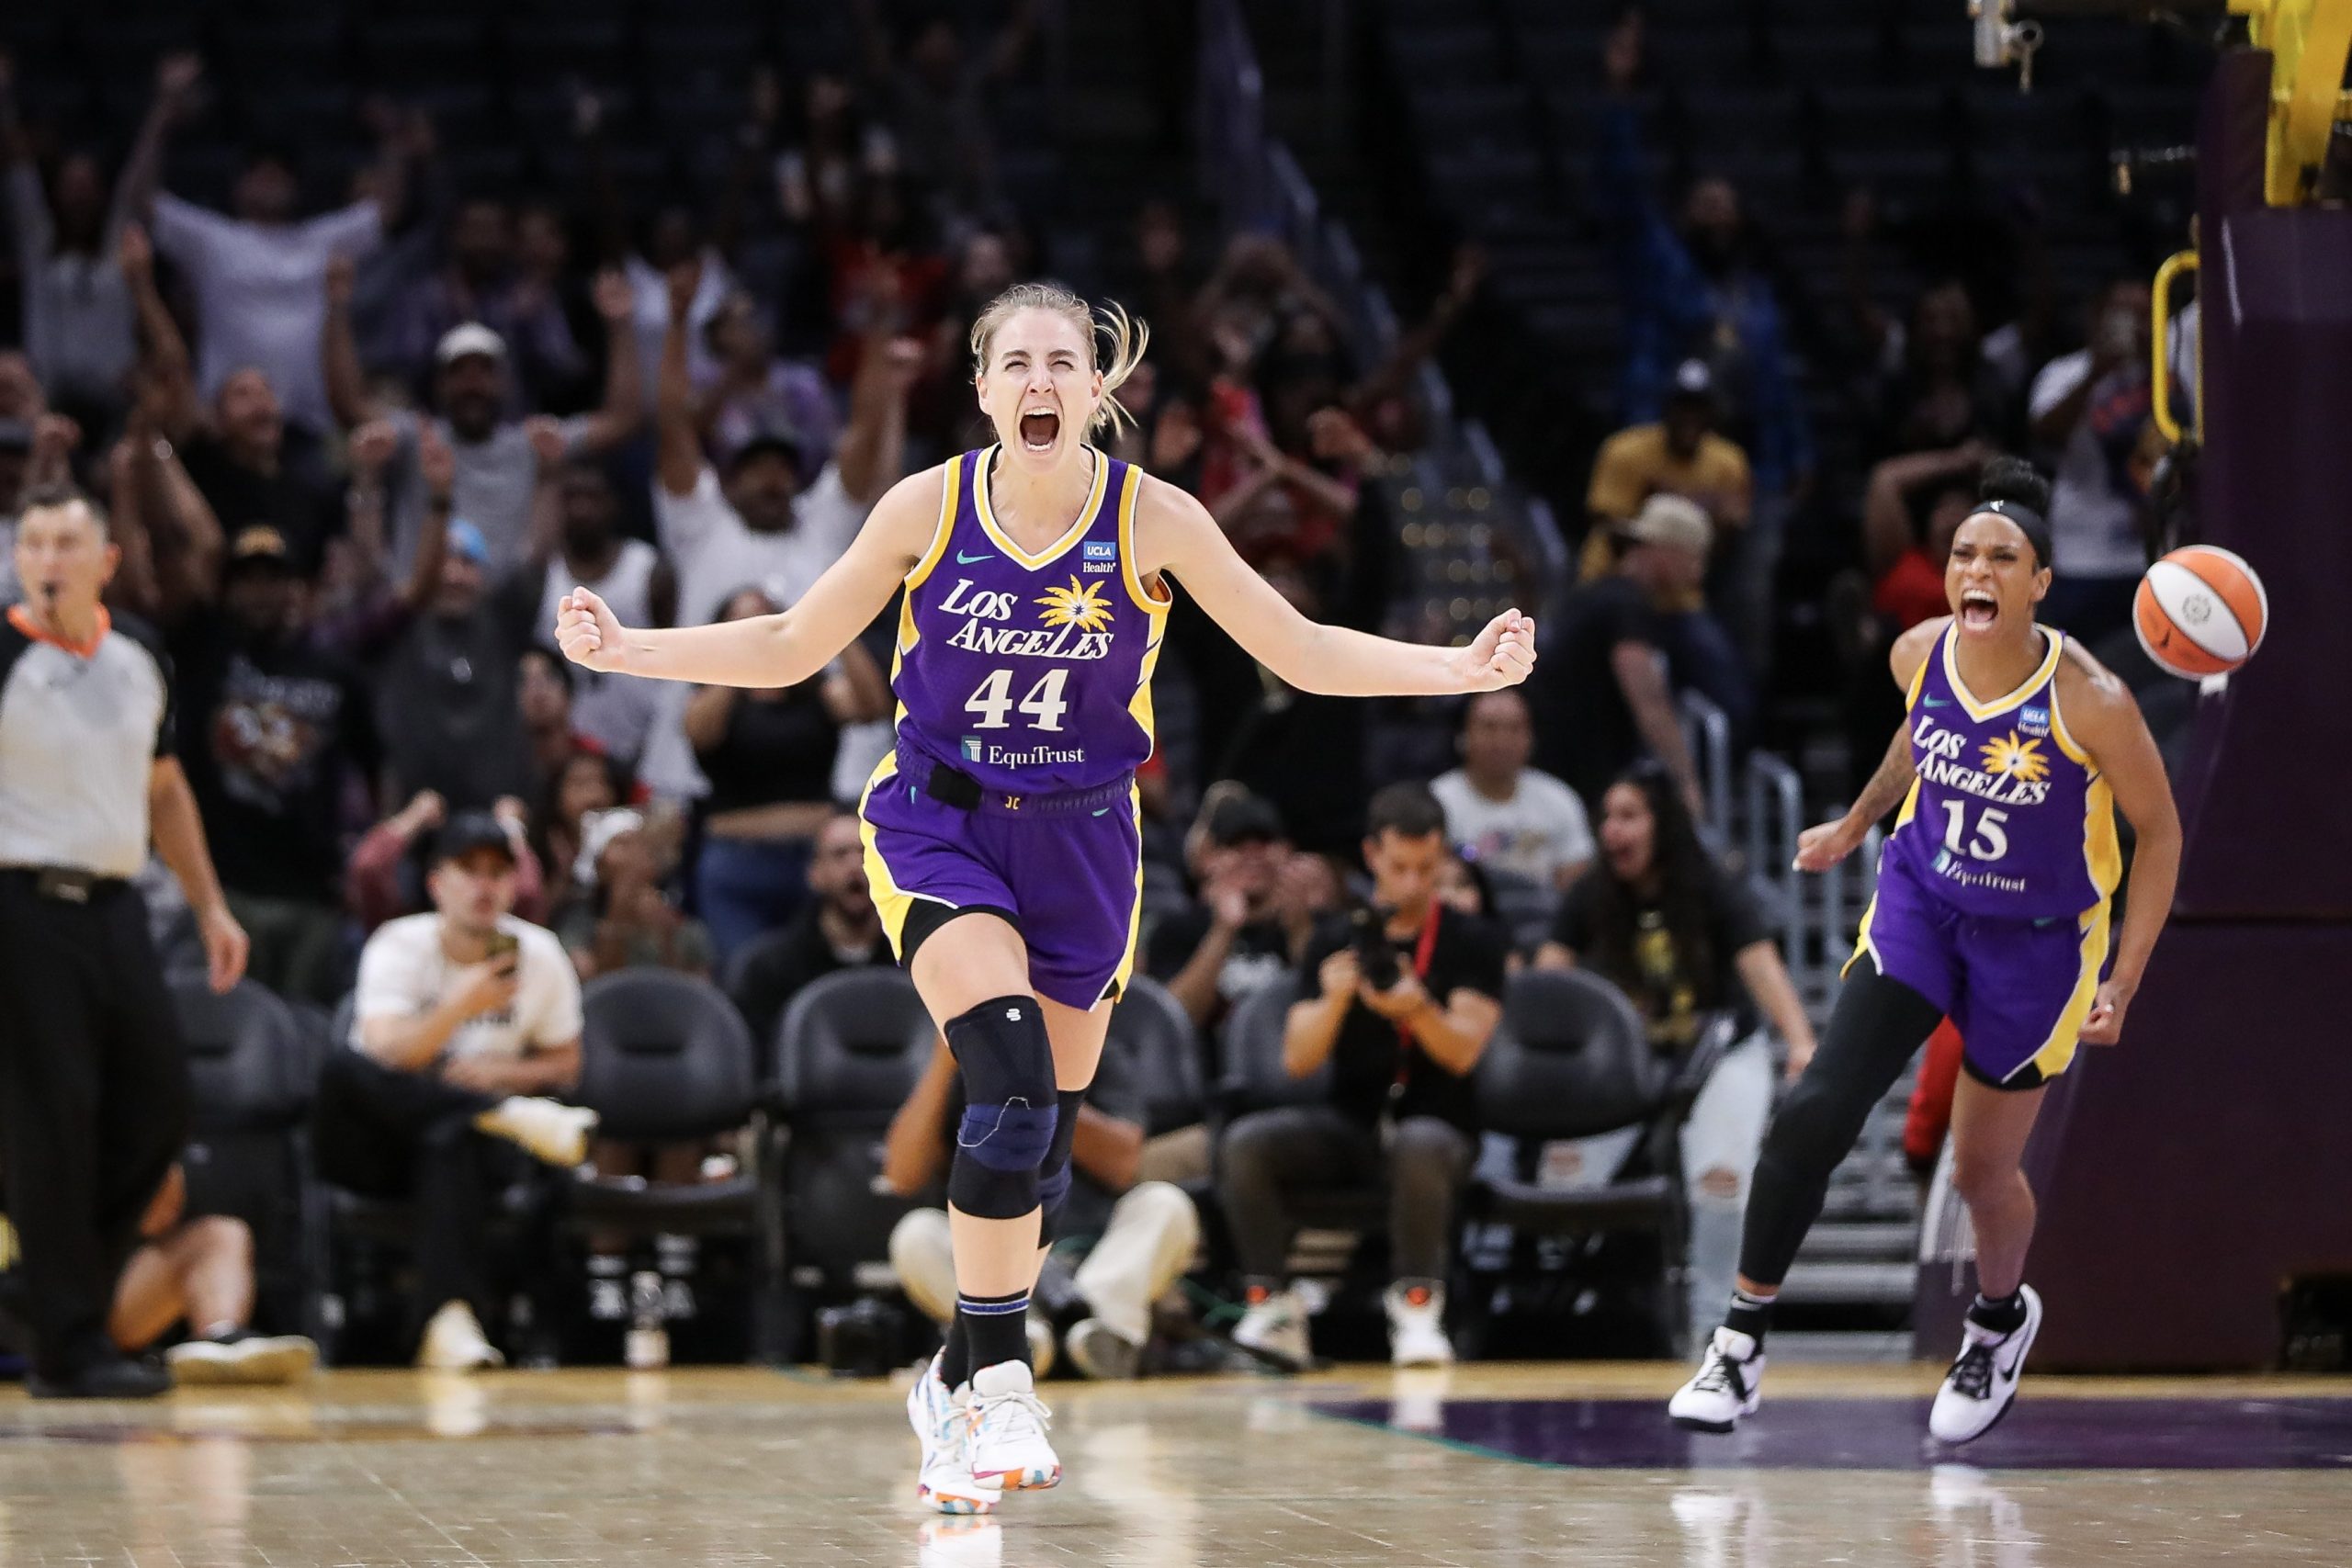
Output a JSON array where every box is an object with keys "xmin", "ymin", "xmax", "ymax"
[
  {"xmin": 1668, "ymin": 1327, "xmax": 1767, "ymax": 1432},
  {"xmin": 1929, "ymin": 1285, "xmax": 2042, "ymax": 1445}
]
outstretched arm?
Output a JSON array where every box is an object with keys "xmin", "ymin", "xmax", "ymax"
[
  {"xmin": 2061, "ymin": 649, "xmax": 2180, "ymax": 1046},
  {"xmin": 1139, "ymin": 476, "xmax": 1533, "ymax": 697},
  {"xmin": 557, "ymin": 466, "xmax": 940, "ymax": 688}
]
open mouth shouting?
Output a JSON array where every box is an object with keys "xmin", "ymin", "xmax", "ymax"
[
  {"xmin": 1958, "ymin": 587, "xmax": 1999, "ymax": 631},
  {"xmin": 1020, "ymin": 404, "xmax": 1061, "ymax": 453}
]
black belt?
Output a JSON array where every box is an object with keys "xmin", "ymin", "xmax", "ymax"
[
  {"xmin": 903, "ymin": 746, "xmax": 1134, "ymax": 819},
  {"xmin": 0, "ymin": 866, "xmax": 130, "ymax": 903}
]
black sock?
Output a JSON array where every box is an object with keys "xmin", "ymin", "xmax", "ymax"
[
  {"xmin": 948, "ymin": 1290, "xmax": 1030, "ymax": 1385},
  {"xmin": 1724, "ymin": 1288, "xmax": 1775, "ymax": 1349},
  {"xmin": 1969, "ymin": 1289, "xmax": 2028, "ymax": 1336}
]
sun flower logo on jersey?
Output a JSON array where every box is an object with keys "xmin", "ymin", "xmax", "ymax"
[
  {"xmin": 1980, "ymin": 731, "xmax": 2050, "ymax": 784},
  {"xmin": 1037, "ymin": 577, "xmax": 1113, "ymax": 633}
]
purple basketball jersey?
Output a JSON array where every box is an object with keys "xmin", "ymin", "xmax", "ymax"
[
  {"xmin": 890, "ymin": 447, "xmax": 1168, "ymax": 795},
  {"xmin": 1883, "ymin": 624, "xmax": 2120, "ymax": 919}
]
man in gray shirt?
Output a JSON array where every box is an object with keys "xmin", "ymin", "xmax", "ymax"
[{"xmin": 325, "ymin": 257, "xmax": 642, "ymax": 572}]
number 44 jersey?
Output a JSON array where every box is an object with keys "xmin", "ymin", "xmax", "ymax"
[
  {"xmin": 888, "ymin": 446, "xmax": 1169, "ymax": 796},
  {"xmin": 1883, "ymin": 623, "xmax": 2120, "ymax": 920}
]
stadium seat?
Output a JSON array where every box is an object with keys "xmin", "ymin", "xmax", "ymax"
[
  {"xmin": 1458, "ymin": 970, "xmax": 1713, "ymax": 1355},
  {"xmin": 171, "ymin": 978, "xmax": 331, "ymax": 1345},
  {"xmin": 567, "ymin": 971, "xmax": 781, "ymax": 1361},
  {"xmin": 1108, "ymin": 976, "xmax": 1205, "ymax": 1141},
  {"xmin": 770, "ymin": 967, "xmax": 936, "ymax": 1356}
]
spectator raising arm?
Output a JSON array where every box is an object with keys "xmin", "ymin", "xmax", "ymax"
[
  {"xmin": 109, "ymin": 52, "xmax": 204, "ymax": 226},
  {"xmin": 322, "ymin": 255, "xmax": 373, "ymax": 432},
  {"xmin": 578, "ymin": 267, "xmax": 644, "ymax": 452},
  {"xmin": 653, "ymin": 260, "xmax": 707, "ymax": 503},
  {"xmin": 835, "ymin": 331, "xmax": 924, "ymax": 505},
  {"xmin": 117, "ymin": 224, "xmax": 205, "ymax": 442}
]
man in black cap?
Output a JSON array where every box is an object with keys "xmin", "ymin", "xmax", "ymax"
[
  {"xmin": 317, "ymin": 810, "xmax": 595, "ymax": 1371},
  {"xmin": 170, "ymin": 524, "xmax": 378, "ymax": 1003}
]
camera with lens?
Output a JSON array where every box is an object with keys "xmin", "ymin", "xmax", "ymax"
[{"xmin": 1350, "ymin": 906, "xmax": 1401, "ymax": 990}]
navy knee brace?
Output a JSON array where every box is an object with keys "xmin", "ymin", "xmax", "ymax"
[{"xmin": 946, "ymin": 996, "xmax": 1057, "ymax": 1220}]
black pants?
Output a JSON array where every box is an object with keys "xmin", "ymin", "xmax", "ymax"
[
  {"xmin": 311, "ymin": 1049, "xmax": 513, "ymax": 1330},
  {"xmin": 0, "ymin": 874, "xmax": 189, "ymax": 1377},
  {"xmin": 1218, "ymin": 1107, "xmax": 1474, "ymax": 1283}
]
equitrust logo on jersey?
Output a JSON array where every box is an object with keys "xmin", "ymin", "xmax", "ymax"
[
  {"xmin": 1081, "ymin": 540, "xmax": 1117, "ymax": 573},
  {"xmin": 961, "ymin": 736, "xmax": 982, "ymax": 762}
]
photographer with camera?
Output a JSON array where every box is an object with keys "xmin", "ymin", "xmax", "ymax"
[{"xmin": 1218, "ymin": 783, "xmax": 1507, "ymax": 1370}]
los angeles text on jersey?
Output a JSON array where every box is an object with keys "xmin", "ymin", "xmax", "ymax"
[
  {"xmin": 1910, "ymin": 714, "xmax": 2053, "ymax": 806},
  {"xmin": 938, "ymin": 577, "xmax": 1116, "ymax": 660}
]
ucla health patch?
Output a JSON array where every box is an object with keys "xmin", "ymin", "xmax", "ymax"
[
  {"xmin": 1081, "ymin": 539, "xmax": 1118, "ymax": 573},
  {"xmin": 2018, "ymin": 704, "xmax": 2051, "ymax": 738}
]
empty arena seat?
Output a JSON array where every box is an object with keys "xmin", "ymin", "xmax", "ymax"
[
  {"xmin": 1108, "ymin": 976, "xmax": 1206, "ymax": 1139},
  {"xmin": 1216, "ymin": 974, "xmax": 1322, "ymax": 1115}
]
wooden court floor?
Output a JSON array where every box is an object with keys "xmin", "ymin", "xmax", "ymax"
[{"xmin": 1, "ymin": 1363, "xmax": 2346, "ymax": 1565}]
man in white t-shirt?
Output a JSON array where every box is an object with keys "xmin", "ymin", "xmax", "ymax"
[
  {"xmin": 633, "ymin": 259, "xmax": 918, "ymax": 797},
  {"xmin": 2027, "ymin": 278, "xmax": 2154, "ymax": 643},
  {"xmin": 314, "ymin": 812, "xmax": 597, "ymax": 1371},
  {"xmin": 1430, "ymin": 689, "xmax": 1596, "ymax": 892}
]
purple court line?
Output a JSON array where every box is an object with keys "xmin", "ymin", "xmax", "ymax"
[{"xmin": 1309, "ymin": 1396, "xmax": 2352, "ymax": 1471}]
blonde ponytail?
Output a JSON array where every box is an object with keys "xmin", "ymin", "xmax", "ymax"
[{"xmin": 969, "ymin": 282, "xmax": 1152, "ymax": 435}]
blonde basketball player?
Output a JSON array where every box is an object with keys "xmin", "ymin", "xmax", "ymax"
[{"xmin": 558, "ymin": 283, "xmax": 1535, "ymax": 1511}]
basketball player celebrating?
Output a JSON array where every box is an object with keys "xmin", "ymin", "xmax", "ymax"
[
  {"xmin": 1668, "ymin": 459, "xmax": 2179, "ymax": 1444},
  {"xmin": 557, "ymin": 283, "xmax": 1535, "ymax": 1511}
]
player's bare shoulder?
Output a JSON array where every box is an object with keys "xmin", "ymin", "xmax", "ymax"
[
  {"xmin": 1891, "ymin": 615, "xmax": 1951, "ymax": 689},
  {"xmin": 1128, "ymin": 466, "xmax": 1215, "ymax": 574},
  {"xmin": 2055, "ymin": 632, "xmax": 2135, "ymax": 725}
]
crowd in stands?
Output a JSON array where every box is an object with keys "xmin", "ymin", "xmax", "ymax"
[{"xmin": 0, "ymin": 1, "xmax": 2179, "ymax": 1382}]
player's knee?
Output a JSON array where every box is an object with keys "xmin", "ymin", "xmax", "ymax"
[
  {"xmin": 945, "ymin": 995, "xmax": 1058, "ymax": 1219},
  {"xmin": 186, "ymin": 1213, "xmax": 252, "ymax": 1266},
  {"xmin": 1761, "ymin": 1074, "xmax": 1871, "ymax": 1181},
  {"xmin": 1949, "ymin": 1146, "xmax": 2023, "ymax": 1210}
]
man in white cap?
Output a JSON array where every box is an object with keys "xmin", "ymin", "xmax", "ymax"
[{"xmin": 323, "ymin": 259, "xmax": 644, "ymax": 571}]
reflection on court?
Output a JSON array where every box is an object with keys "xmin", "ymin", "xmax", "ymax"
[{"xmin": 0, "ymin": 1364, "xmax": 2346, "ymax": 1565}]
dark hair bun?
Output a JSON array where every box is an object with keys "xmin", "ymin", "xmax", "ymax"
[{"xmin": 1978, "ymin": 456, "xmax": 2052, "ymax": 515}]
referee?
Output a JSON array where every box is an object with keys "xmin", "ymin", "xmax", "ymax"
[{"xmin": 0, "ymin": 484, "xmax": 248, "ymax": 1397}]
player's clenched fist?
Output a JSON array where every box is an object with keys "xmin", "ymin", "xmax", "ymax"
[{"xmin": 556, "ymin": 587, "xmax": 628, "ymax": 672}]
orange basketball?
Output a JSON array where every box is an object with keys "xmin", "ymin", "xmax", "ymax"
[{"xmin": 2132, "ymin": 545, "xmax": 2268, "ymax": 680}]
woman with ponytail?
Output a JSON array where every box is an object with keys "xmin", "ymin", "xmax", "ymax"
[{"xmin": 555, "ymin": 281, "xmax": 1536, "ymax": 1511}]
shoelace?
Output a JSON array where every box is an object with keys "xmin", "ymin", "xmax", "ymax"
[
  {"xmin": 973, "ymin": 1388, "xmax": 1053, "ymax": 1443},
  {"xmin": 1948, "ymin": 1339, "xmax": 1997, "ymax": 1400},
  {"xmin": 1691, "ymin": 1347, "xmax": 1747, "ymax": 1400}
]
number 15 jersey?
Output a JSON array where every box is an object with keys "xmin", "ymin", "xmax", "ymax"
[
  {"xmin": 889, "ymin": 446, "xmax": 1169, "ymax": 795},
  {"xmin": 1883, "ymin": 622, "xmax": 2120, "ymax": 919}
]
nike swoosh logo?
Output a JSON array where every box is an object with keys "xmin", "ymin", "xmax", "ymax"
[
  {"xmin": 1922, "ymin": 695, "xmax": 1952, "ymax": 708},
  {"xmin": 1091, "ymin": 807, "xmax": 1112, "ymax": 817},
  {"xmin": 956, "ymin": 550, "xmax": 996, "ymax": 565}
]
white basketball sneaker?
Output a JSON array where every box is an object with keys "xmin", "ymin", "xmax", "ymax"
[
  {"xmin": 1231, "ymin": 1286, "xmax": 1313, "ymax": 1371},
  {"xmin": 1668, "ymin": 1327, "xmax": 1767, "ymax": 1432},
  {"xmin": 1384, "ymin": 1281, "xmax": 1455, "ymax": 1368},
  {"xmin": 1929, "ymin": 1285, "xmax": 2043, "ymax": 1445},
  {"xmin": 910, "ymin": 1355, "xmax": 998, "ymax": 1516},
  {"xmin": 967, "ymin": 1360, "xmax": 1060, "ymax": 1491}
]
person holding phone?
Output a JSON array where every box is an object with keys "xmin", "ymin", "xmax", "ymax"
[
  {"xmin": 313, "ymin": 811, "xmax": 597, "ymax": 1371},
  {"xmin": 1215, "ymin": 783, "xmax": 1507, "ymax": 1371}
]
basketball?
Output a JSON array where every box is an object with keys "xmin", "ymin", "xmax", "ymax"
[{"xmin": 2133, "ymin": 545, "xmax": 2269, "ymax": 680}]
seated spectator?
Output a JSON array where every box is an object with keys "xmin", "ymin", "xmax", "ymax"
[
  {"xmin": 2029, "ymin": 278, "xmax": 2154, "ymax": 642},
  {"xmin": 559, "ymin": 807, "xmax": 711, "ymax": 981},
  {"xmin": 1582, "ymin": 358, "xmax": 1752, "ymax": 598},
  {"xmin": 526, "ymin": 459, "xmax": 669, "ymax": 769},
  {"xmin": 723, "ymin": 809, "xmax": 890, "ymax": 1049},
  {"xmin": 132, "ymin": 59, "xmax": 413, "ymax": 434},
  {"xmin": 1534, "ymin": 496, "xmax": 1717, "ymax": 821},
  {"xmin": 1533, "ymin": 763, "xmax": 1817, "ymax": 1335},
  {"xmin": 1430, "ymin": 689, "xmax": 1594, "ymax": 896},
  {"xmin": 106, "ymin": 1165, "xmax": 316, "ymax": 1386},
  {"xmin": 318, "ymin": 812, "xmax": 598, "ymax": 1371},
  {"xmin": 882, "ymin": 1031, "xmax": 1200, "ymax": 1383},
  {"xmin": 325, "ymin": 261, "xmax": 640, "ymax": 573},
  {"xmin": 1147, "ymin": 790, "xmax": 1295, "ymax": 1039},
  {"xmin": 686, "ymin": 586, "xmax": 887, "ymax": 959},
  {"xmin": 1222, "ymin": 784, "xmax": 1506, "ymax": 1370},
  {"xmin": 537, "ymin": 750, "xmax": 628, "ymax": 927},
  {"xmin": 170, "ymin": 525, "xmax": 379, "ymax": 1004}
]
